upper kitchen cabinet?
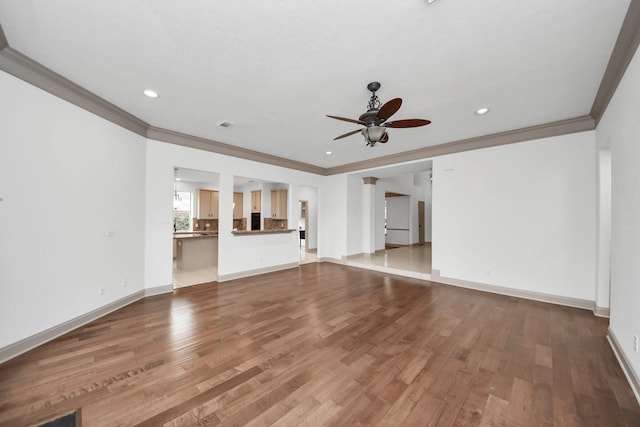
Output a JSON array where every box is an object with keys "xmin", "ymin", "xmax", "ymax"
[
  {"xmin": 270, "ymin": 189, "xmax": 287, "ymax": 219},
  {"xmin": 233, "ymin": 192, "xmax": 244, "ymax": 218},
  {"xmin": 251, "ymin": 190, "xmax": 261, "ymax": 212},
  {"xmin": 197, "ymin": 189, "xmax": 219, "ymax": 219}
]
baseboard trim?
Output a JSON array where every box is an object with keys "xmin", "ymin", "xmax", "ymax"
[
  {"xmin": 217, "ymin": 262, "xmax": 300, "ymax": 282},
  {"xmin": 430, "ymin": 269, "xmax": 594, "ymax": 311},
  {"xmin": 607, "ymin": 328, "xmax": 640, "ymax": 405},
  {"xmin": 0, "ymin": 290, "xmax": 145, "ymax": 365},
  {"xmin": 593, "ymin": 304, "xmax": 611, "ymax": 318},
  {"xmin": 145, "ymin": 284, "xmax": 174, "ymax": 297}
]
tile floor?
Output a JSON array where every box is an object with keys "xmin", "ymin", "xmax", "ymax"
[
  {"xmin": 343, "ymin": 243, "xmax": 432, "ymax": 280},
  {"xmin": 172, "ymin": 262, "xmax": 218, "ymax": 288}
]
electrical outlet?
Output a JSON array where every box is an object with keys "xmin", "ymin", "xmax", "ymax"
[
  {"xmin": 634, "ymin": 335, "xmax": 639, "ymax": 353},
  {"xmin": 122, "ymin": 278, "xmax": 128, "ymax": 288},
  {"xmin": 99, "ymin": 286, "xmax": 105, "ymax": 296}
]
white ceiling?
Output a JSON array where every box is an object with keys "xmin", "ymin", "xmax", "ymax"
[{"xmin": 0, "ymin": 0, "xmax": 631, "ymax": 170}]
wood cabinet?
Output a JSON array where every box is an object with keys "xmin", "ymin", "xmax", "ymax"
[
  {"xmin": 270, "ymin": 189, "xmax": 288, "ymax": 219},
  {"xmin": 233, "ymin": 192, "xmax": 243, "ymax": 218},
  {"xmin": 251, "ymin": 190, "xmax": 261, "ymax": 212},
  {"xmin": 197, "ymin": 189, "xmax": 219, "ymax": 219}
]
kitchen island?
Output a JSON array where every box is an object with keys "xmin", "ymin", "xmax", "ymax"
[{"xmin": 174, "ymin": 232, "xmax": 218, "ymax": 270}]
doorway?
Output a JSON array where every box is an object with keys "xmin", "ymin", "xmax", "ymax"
[
  {"xmin": 299, "ymin": 200, "xmax": 309, "ymax": 251},
  {"xmin": 298, "ymin": 198, "xmax": 318, "ymax": 264},
  {"xmin": 171, "ymin": 167, "xmax": 219, "ymax": 288}
]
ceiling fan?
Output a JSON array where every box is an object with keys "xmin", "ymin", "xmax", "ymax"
[{"xmin": 327, "ymin": 82, "xmax": 431, "ymax": 147}]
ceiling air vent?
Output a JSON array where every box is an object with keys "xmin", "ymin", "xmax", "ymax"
[{"xmin": 217, "ymin": 120, "xmax": 234, "ymax": 128}]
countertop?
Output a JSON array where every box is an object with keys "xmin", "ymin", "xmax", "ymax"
[
  {"xmin": 231, "ymin": 229, "xmax": 296, "ymax": 235},
  {"xmin": 173, "ymin": 232, "xmax": 218, "ymax": 239}
]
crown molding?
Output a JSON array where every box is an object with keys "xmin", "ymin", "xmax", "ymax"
[
  {"xmin": 147, "ymin": 126, "xmax": 326, "ymax": 175},
  {"xmin": 0, "ymin": 21, "xmax": 8, "ymax": 50},
  {"xmin": 0, "ymin": 46, "xmax": 149, "ymax": 136},
  {"xmin": 0, "ymin": 0, "xmax": 636, "ymax": 176},
  {"xmin": 590, "ymin": 0, "xmax": 640, "ymax": 125},
  {"xmin": 326, "ymin": 115, "xmax": 595, "ymax": 175}
]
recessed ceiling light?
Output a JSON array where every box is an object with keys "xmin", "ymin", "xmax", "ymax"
[
  {"xmin": 326, "ymin": 151, "xmax": 332, "ymax": 155},
  {"xmin": 475, "ymin": 107, "xmax": 490, "ymax": 115},
  {"xmin": 217, "ymin": 120, "xmax": 234, "ymax": 128},
  {"xmin": 143, "ymin": 89, "xmax": 158, "ymax": 98}
]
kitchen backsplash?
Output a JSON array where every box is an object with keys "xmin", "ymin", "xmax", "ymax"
[{"xmin": 193, "ymin": 219, "xmax": 218, "ymax": 232}]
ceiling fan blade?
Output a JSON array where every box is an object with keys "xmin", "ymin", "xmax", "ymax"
[
  {"xmin": 333, "ymin": 128, "xmax": 363, "ymax": 140},
  {"xmin": 379, "ymin": 132, "xmax": 390, "ymax": 143},
  {"xmin": 376, "ymin": 98, "xmax": 402, "ymax": 121},
  {"xmin": 326, "ymin": 115, "xmax": 367, "ymax": 125},
  {"xmin": 385, "ymin": 119, "xmax": 431, "ymax": 128}
]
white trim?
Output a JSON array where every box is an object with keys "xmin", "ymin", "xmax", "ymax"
[
  {"xmin": 144, "ymin": 284, "xmax": 174, "ymax": 297},
  {"xmin": 217, "ymin": 262, "xmax": 300, "ymax": 282},
  {"xmin": 593, "ymin": 304, "xmax": 611, "ymax": 318},
  {"xmin": 607, "ymin": 328, "xmax": 640, "ymax": 405},
  {"xmin": 430, "ymin": 269, "xmax": 594, "ymax": 310},
  {"xmin": 0, "ymin": 290, "xmax": 145, "ymax": 364},
  {"xmin": 0, "ymin": 47, "xmax": 148, "ymax": 136}
]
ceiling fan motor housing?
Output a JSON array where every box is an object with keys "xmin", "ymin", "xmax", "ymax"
[{"xmin": 359, "ymin": 109, "xmax": 382, "ymax": 126}]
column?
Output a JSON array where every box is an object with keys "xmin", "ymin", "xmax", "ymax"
[{"xmin": 362, "ymin": 177, "xmax": 378, "ymax": 254}]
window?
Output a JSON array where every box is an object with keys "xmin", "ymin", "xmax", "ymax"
[{"xmin": 173, "ymin": 191, "xmax": 191, "ymax": 231}]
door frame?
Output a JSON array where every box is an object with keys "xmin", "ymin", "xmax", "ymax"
[
  {"xmin": 299, "ymin": 200, "xmax": 309, "ymax": 251},
  {"xmin": 418, "ymin": 200, "xmax": 425, "ymax": 245}
]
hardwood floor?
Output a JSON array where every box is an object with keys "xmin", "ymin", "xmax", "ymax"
[{"xmin": 1, "ymin": 263, "xmax": 639, "ymax": 426}]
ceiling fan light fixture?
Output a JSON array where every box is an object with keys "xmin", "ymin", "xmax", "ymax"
[
  {"xmin": 363, "ymin": 126, "xmax": 386, "ymax": 142},
  {"xmin": 327, "ymin": 82, "xmax": 431, "ymax": 146}
]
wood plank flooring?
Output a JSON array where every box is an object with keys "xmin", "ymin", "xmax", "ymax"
[{"xmin": 1, "ymin": 263, "xmax": 639, "ymax": 426}]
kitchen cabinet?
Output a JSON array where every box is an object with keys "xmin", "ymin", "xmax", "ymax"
[
  {"xmin": 197, "ymin": 189, "xmax": 219, "ymax": 219},
  {"xmin": 270, "ymin": 189, "xmax": 288, "ymax": 219},
  {"xmin": 233, "ymin": 192, "xmax": 243, "ymax": 218},
  {"xmin": 251, "ymin": 190, "xmax": 261, "ymax": 212}
]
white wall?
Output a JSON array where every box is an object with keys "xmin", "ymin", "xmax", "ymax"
[
  {"xmin": 144, "ymin": 140, "xmax": 324, "ymax": 286},
  {"xmin": 0, "ymin": 71, "xmax": 146, "ymax": 348},
  {"xmin": 319, "ymin": 174, "xmax": 348, "ymax": 260},
  {"xmin": 432, "ymin": 131, "xmax": 597, "ymax": 301},
  {"xmin": 346, "ymin": 175, "xmax": 364, "ymax": 256},
  {"xmin": 375, "ymin": 184, "xmax": 386, "ymax": 251},
  {"xmin": 595, "ymin": 149, "xmax": 611, "ymax": 312},
  {"xmin": 596, "ymin": 46, "xmax": 640, "ymax": 387},
  {"xmin": 423, "ymin": 172, "xmax": 433, "ymax": 242}
]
